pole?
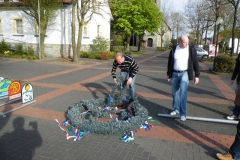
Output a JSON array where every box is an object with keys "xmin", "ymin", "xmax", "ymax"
[
  {"xmin": 38, "ymin": 0, "xmax": 41, "ymax": 60},
  {"xmin": 213, "ymin": 24, "xmax": 220, "ymax": 70},
  {"xmin": 157, "ymin": 113, "xmax": 238, "ymax": 125},
  {"xmin": 215, "ymin": 24, "xmax": 220, "ymax": 58}
]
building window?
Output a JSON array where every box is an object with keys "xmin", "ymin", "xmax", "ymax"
[
  {"xmin": 83, "ymin": 22, "xmax": 89, "ymax": 37},
  {"xmin": 97, "ymin": 25, "xmax": 101, "ymax": 36},
  {"xmin": 14, "ymin": 18, "xmax": 23, "ymax": 35},
  {"xmin": 0, "ymin": 19, "xmax": 3, "ymax": 34}
]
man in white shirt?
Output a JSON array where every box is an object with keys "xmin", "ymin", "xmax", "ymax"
[{"xmin": 167, "ymin": 35, "xmax": 200, "ymax": 121}]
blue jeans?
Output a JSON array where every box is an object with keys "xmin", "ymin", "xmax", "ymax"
[
  {"xmin": 120, "ymin": 71, "xmax": 136, "ymax": 101},
  {"xmin": 229, "ymin": 121, "xmax": 240, "ymax": 159},
  {"xmin": 171, "ymin": 71, "xmax": 189, "ymax": 117},
  {"xmin": 233, "ymin": 84, "xmax": 240, "ymax": 117}
]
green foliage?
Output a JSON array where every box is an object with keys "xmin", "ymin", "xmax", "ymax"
[
  {"xmin": 213, "ymin": 56, "xmax": 235, "ymax": 73},
  {"xmin": 22, "ymin": 0, "xmax": 62, "ymax": 58},
  {"xmin": 21, "ymin": 54, "xmax": 26, "ymax": 59},
  {"xmin": 156, "ymin": 47, "xmax": 166, "ymax": 51},
  {"xmin": 27, "ymin": 46, "xmax": 35, "ymax": 55},
  {"xmin": 0, "ymin": 39, "xmax": 11, "ymax": 54},
  {"xmin": 90, "ymin": 36, "xmax": 109, "ymax": 54},
  {"xmin": 110, "ymin": 0, "xmax": 163, "ymax": 38},
  {"xmin": 170, "ymin": 39, "xmax": 178, "ymax": 48},
  {"xmin": 3, "ymin": 50, "xmax": 13, "ymax": 57},
  {"xmin": 124, "ymin": 51, "xmax": 142, "ymax": 55},
  {"xmin": 15, "ymin": 44, "xmax": 25, "ymax": 55},
  {"xmin": 113, "ymin": 46, "xmax": 123, "ymax": 53},
  {"xmin": 80, "ymin": 51, "xmax": 91, "ymax": 58},
  {"xmin": 88, "ymin": 54, "xmax": 95, "ymax": 59},
  {"xmin": 26, "ymin": 54, "xmax": 39, "ymax": 60}
]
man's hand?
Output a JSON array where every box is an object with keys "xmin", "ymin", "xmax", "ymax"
[
  {"xmin": 230, "ymin": 80, "xmax": 234, "ymax": 85},
  {"xmin": 113, "ymin": 78, "xmax": 119, "ymax": 85},
  {"xmin": 127, "ymin": 77, "xmax": 132, "ymax": 85},
  {"xmin": 167, "ymin": 76, "xmax": 171, "ymax": 82},
  {"xmin": 194, "ymin": 77, "xmax": 199, "ymax": 84}
]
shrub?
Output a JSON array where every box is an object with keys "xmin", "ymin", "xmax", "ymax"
[
  {"xmin": 156, "ymin": 47, "xmax": 166, "ymax": 51},
  {"xmin": 98, "ymin": 51, "xmax": 110, "ymax": 60},
  {"xmin": 80, "ymin": 51, "xmax": 91, "ymax": 58},
  {"xmin": 114, "ymin": 46, "xmax": 123, "ymax": 53},
  {"xmin": 15, "ymin": 44, "xmax": 25, "ymax": 55},
  {"xmin": 21, "ymin": 54, "xmax": 27, "ymax": 58},
  {"xmin": 4, "ymin": 50, "xmax": 13, "ymax": 57},
  {"xmin": 108, "ymin": 51, "xmax": 115, "ymax": 59},
  {"xmin": 27, "ymin": 46, "xmax": 35, "ymax": 55},
  {"xmin": 88, "ymin": 54, "xmax": 96, "ymax": 59},
  {"xmin": 90, "ymin": 36, "xmax": 109, "ymax": 54},
  {"xmin": 0, "ymin": 39, "xmax": 11, "ymax": 54},
  {"xmin": 213, "ymin": 55, "xmax": 235, "ymax": 73}
]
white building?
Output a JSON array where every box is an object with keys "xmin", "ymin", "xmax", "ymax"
[
  {"xmin": 142, "ymin": 0, "xmax": 172, "ymax": 49},
  {"xmin": 0, "ymin": 0, "xmax": 112, "ymax": 57}
]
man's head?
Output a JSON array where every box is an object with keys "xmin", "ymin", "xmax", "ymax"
[
  {"xmin": 115, "ymin": 52, "xmax": 124, "ymax": 64},
  {"xmin": 179, "ymin": 35, "xmax": 189, "ymax": 48}
]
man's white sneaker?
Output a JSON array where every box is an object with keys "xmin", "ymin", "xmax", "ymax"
[
  {"xmin": 170, "ymin": 110, "xmax": 179, "ymax": 115},
  {"xmin": 180, "ymin": 116, "xmax": 186, "ymax": 121},
  {"xmin": 227, "ymin": 115, "xmax": 238, "ymax": 120}
]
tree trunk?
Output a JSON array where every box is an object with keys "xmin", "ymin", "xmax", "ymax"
[
  {"xmin": 71, "ymin": 0, "xmax": 78, "ymax": 62},
  {"xmin": 40, "ymin": 23, "xmax": 47, "ymax": 58},
  {"xmin": 125, "ymin": 35, "xmax": 130, "ymax": 51},
  {"xmin": 160, "ymin": 35, "xmax": 163, "ymax": 48}
]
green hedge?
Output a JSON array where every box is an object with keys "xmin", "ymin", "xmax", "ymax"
[{"xmin": 213, "ymin": 56, "xmax": 235, "ymax": 73}]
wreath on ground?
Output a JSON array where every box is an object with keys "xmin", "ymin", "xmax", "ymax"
[{"xmin": 66, "ymin": 76, "xmax": 149, "ymax": 135}]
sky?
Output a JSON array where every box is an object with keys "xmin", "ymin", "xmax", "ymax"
[{"xmin": 161, "ymin": 0, "xmax": 188, "ymax": 12}]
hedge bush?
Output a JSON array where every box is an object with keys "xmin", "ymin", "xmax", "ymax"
[{"xmin": 213, "ymin": 56, "xmax": 235, "ymax": 73}]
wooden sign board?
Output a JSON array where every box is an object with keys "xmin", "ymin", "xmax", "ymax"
[
  {"xmin": 8, "ymin": 81, "xmax": 22, "ymax": 101},
  {"xmin": 22, "ymin": 83, "xmax": 34, "ymax": 104},
  {"xmin": 0, "ymin": 78, "xmax": 12, "ymax": 98}
]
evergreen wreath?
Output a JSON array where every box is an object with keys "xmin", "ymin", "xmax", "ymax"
[{"xmin": 67, "ymin": 76, "xmax": 149, "ymax": 135}]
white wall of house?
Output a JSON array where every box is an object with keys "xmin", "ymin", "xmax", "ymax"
[{"xmin": 0, "ymin": 0, "xmax": 112, "ymax": 57}]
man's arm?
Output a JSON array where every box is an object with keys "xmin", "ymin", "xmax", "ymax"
[
  {"xmin": 111, "ymin": 61, "xmax": 118, "ymax": 79},
  {"xmin": 129, "ymin": 58, "xmax": 139, "ymax": 78},
  {"xmin": 192, "ymin": 47, "xmax": 200, "ymax": 78},
  {"xmin": 231, "ymin": 54, "xmax": 240, "ymax": 81}
]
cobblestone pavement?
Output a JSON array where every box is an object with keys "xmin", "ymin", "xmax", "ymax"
[{"xmin": 0, "ymin": 49, "xmax": 238, "ymax": 160}]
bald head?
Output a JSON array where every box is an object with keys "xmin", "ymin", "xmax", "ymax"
[{"xmin": 179, "ymin": 35, "xmax": 189, "ymax": 48}]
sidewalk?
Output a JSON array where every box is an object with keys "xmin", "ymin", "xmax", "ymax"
[{"xmin": 0, "ymin": 50, "xmax": 238, "ymax": 160}]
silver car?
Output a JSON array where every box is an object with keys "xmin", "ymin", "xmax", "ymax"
[{"xmin": 194, "ymin": 46, "xmax": 209, "ymax": 59}]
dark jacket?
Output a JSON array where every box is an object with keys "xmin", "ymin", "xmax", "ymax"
[
  {"xmin": 231, "ymin": 54, "xmax": 240, "ymax": 85},
  {"xmin": 167, "ymin": 45, "xmax": 200, "ymax": 80}
]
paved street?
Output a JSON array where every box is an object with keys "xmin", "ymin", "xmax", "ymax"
[{"xmin": 0, "ymin": 49, "xmax": 238, "ymax": 160}]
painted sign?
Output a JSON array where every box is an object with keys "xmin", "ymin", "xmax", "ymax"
[
  {"xmin": 8, "ymin": 81, "xmax": 22, "ymax": 101},
  {"xmin": 0, "ymin": 78, "xmax": 12, "ymax": 98},
  {"xmin": 22, "ymin": 83, "xmax": 34, "ymax": 104}
]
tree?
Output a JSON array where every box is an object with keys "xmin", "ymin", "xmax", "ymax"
[
  {"xmin": 71, "ymin": 0, "xmax": 110, "ymax": 62},
  {"xmin": 156, "ymin": 22, "xmax": 169, "ymax": 48},
  {"xmin": 227, "ymin": 0, "xmax": 240, "ymax": 56},
  {"xmin": 110, "ymin": 0, "xmax": 163, "ymax": 51},
  {"xmin": 21, "ymin": 0, "xmax": 61, "ymax": 59}
]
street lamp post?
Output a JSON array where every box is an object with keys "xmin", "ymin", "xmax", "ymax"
[
  {"xmin": 213, "ymin": 17, "xmax": 223, "ymax": 70},
  {"xmin": 38, "ymin": 0, "xmax": 41, "ymax": 60}
]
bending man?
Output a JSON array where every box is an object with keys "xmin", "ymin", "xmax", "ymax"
[{"xmin": 111, "ymin": 52, "xmax": 139, "ymax": 101}]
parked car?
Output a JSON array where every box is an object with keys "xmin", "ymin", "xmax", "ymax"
[
  {"xmin": 194, "ymin": 46, "xmax": 209, "ymax": 59},
  {"xmin": 194, "ymin": 45, "xmax": 218, "ymax": 58}
]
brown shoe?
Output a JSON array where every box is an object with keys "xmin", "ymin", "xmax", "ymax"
[{"xmin": 216, "ymin": 152, "xmax": 234, "ymax": 160}]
